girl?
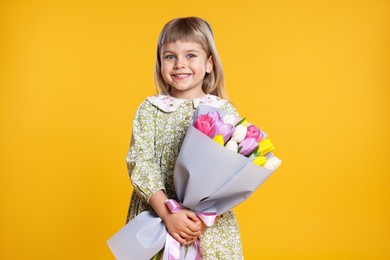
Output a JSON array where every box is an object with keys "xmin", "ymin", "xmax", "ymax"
[{"xmin": 126, "ymin": 17, "xmax": 243, "ymax": 259}]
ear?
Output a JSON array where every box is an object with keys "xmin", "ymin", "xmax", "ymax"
[{"xmin": 206, "ymin": 56, "xmax": 214, "ymax": 73}]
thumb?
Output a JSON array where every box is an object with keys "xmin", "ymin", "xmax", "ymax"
[{"xmin": 185, "ymin": 210, "xmax": 200, "ymax": 222}]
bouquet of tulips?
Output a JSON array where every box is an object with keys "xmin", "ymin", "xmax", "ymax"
[
  {"xmin": 107, "ymin": 105, "xmax": 281, "ymax": 260},
  {"xmin": 194, "ymin": 110, "xmax": 281, "ymax": 170}
]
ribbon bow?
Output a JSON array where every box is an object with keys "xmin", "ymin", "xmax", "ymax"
[{"xmin": 162, "ymin": 199, "xmax": 217, "ymax": 260}]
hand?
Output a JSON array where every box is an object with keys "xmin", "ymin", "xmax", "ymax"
[
  {"xmin": 149, "ymin": 191, "xmax": 201, "ymax": 245},
  {"xmin": 149, "ymin": 191, "xmax": 222, "ymax": 245},
  {"xmin": 163, "ymin": 209, "xmax": 202, "ymax": 245}
]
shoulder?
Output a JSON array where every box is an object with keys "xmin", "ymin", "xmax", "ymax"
[
  {"xmin": 219, "ymin": 100, "xmax": 239, "ymax": 116},
  {"xmin": 135, "ymin": 98, "xmax": 156, "ymax": 113},
  {"xmin": 146, "ymin": 93, "xmax": 185, "ymax": 113},
  {"xmin": 132, "ymin": 98, "xmax": 159, "ymax": 122},
  {"xmin": 194, "ymin": 94, "xmax": 226, "ymax": 108},
  {"xmin": 199, "ymin": 95, "xmax": 239, "ymax": 116}
]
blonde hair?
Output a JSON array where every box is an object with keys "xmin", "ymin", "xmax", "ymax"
[{"xmin": 154, "ymin": 17, "xmax": 227, "ymax": 99}]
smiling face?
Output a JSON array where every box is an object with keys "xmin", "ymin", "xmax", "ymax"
[{"xmin": 160, "ymin": 40, "xmax": 213, "ymax": 99}]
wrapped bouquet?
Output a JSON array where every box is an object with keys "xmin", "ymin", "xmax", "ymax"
[
  {"xmin": 107, "ymin": 105, "xmax": 281, "ymax": 260},
  {"xmin": 193, "ymin": 105, "xmax": 281, "ymax": 170}
]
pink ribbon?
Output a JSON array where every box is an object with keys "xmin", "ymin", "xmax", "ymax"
[{"xmin": 162, "ymin": 199, "xmax": 217, "ymax": 260}]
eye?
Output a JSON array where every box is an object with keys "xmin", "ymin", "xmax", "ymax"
[
  {"xmin": 164, "ymin": 54, "xmax": 175, "ymax": 60},
  {"xmin": 187, "ymin": 53, "xmax": 196, "ymax": 58}
]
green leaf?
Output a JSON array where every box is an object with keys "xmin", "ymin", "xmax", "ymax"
[
  {"xmin": 235, "ymin": 117, "xmax": 246, "ymax": 127},
  {"xmin": 151, "ymin": 249, "xmax": 164, "ymax": 260}
]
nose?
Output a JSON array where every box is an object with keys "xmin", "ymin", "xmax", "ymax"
[{"xmin": 174, "ymin": 56, "xmax": 186, "ymax": 69}]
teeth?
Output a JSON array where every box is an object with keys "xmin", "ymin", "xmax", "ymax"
[{"xmin": 174, "ymin": 74, "xmax": 189, "ymax": 78}]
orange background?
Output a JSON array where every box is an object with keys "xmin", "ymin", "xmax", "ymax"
[{"xmin": 1, "ymin": 0, "xmax": 389, "ymax": 259}]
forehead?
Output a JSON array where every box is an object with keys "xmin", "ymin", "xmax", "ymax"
[{"xmin": 161, "ymin": 40, "xmax": 205, "ymax": 53}]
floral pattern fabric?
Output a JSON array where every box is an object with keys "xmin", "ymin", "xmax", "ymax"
[{"xmin": 126, "ymin": 93, "xmax": 243, "ymax": 259}]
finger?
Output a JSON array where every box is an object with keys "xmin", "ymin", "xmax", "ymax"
[
  {"xmin": 183, "ymin": 210, "xmax": 200, "ymax": 221},
  {"xmin": 177, "ymin": 233, "xmax": 198, "ymax": 246},
  {"xmin": 182, "ymin": 238, "xmax": 196, "ymax": 246},
  {"xmin": 183, "ymin": 223, "xmax": 202, "ymax": 235},
  {"xmin": 174, "ymin": 221, "xmax": 200, "ymax": 236},
  {"xmin": 172, "ymin": 224, "xmax": 198, "ymax": 239},
  {"xmin": 185, "ymin": 217, "xmax": 202, "ymax": 230},
  {"xmin": 181, "ymin": 234, "xmax": 198, "ymax": 245},
  {"xmin": 172, "ymin": 233, "xmax": 187, "ymax": 245},
  {"xmin": 186, "ymin": 212, "xmax": 200, "ymax": 222},
  {"xmin": 180, "ymin": 232, "xmax": 201, "ymax": 241},
  {"xmin": 179, "ymin": 231, "xmax": 197, "ymax": 240}
]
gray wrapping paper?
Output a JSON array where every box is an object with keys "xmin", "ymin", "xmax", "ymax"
[
  {"xmin": 107, "ymin": 211, "xmax": 166, "ymax": 260},
  {"xmin": 174, "ymin": 123, "xmax": 274, "ymax": 214},
  {"xmin": 107, "ymin": 105, "xmax": 279, "ymax": 259}
]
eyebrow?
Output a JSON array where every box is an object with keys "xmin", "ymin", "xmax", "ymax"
[
  {"xmin": 185, "ymin": 49, "xmax": 201, "ymax": 53},
  {"xmin": 161, "ymin": 49, "xmax": 201, "ymax": 54}
]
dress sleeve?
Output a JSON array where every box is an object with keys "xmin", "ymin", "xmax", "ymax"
[
  {"xmin": 126, "ymin": 101, "xmax": 165, "ymax": 203},
  {"xmin": 220, "ymin": 100, "xmax": 240, "ymax": 117}
]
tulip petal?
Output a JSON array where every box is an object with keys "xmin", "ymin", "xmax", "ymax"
[
  {"xmin": 225, "ymin": 140, "xmax": 238, "ymax": 152},
  {"xmin": 238, "ymin": 137, "xmax": 259, "ymax": 156},
  {"xmin": 232, "ymin": 125, "xmax": 247, "ymax": 143},
  {"xmin": 222, "ymin": 114, "xmax": 240, "ymax": 125},
  {"xmin": 253, "ymin": 156, "xmax": 267, "ymax": 166},
  {"xmin": 213, "ymin": 120, "xmax": 235, "ymax": 143},
  {"xmin": 207, "ymin": 111, "xmax": 221, "ymax": 121},
  {"xmin": 194, "ymin": 114, "xmax": 215, "ymax": 137},
  {"xmin": 264, "ymin": 157, "xmax": 282, "ymax": 170},
  {"xmin": 213, "ymin": 134, "xmax": 225, "ymax": 146},
  {"xmin": 259, "ymin": 139, "xmax": 275, "ymax": 155}
]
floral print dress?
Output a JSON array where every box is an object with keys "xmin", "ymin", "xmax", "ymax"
[{"xmin": 126, "ymin": 93, "xmax": 243, "ymax": 259}]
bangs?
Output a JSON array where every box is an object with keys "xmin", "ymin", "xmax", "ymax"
[{"xmin": 158, "ymin": 18, "xmax": 210, "ymax": 54}]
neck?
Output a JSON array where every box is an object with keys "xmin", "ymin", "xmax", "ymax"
[{"xmin": 169, "ymin": 89, "xmax": 206, "ymax": 100}]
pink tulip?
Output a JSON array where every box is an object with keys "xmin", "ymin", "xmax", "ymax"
[
  {"xmin": 194, "ymin": 114, "xmax": 215, "ymax": 137},
  {"xmin": 246, "ymin": 125, "xmax": 264, "ymax": 142},
  {"xmin": 212, "ymin": 120, "xmax": 235, "ymax": 143},
  {"xmin": 207, "ymin": 111, "xmax": 221, "ymax": 122},
  {"xmin": 238, "ymin": 137, "xmax": 259, "ymax": 156}
]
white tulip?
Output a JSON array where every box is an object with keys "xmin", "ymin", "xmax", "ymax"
[
  {"xmin": 264, "ymin": 157, "xmax": 282, "ymax": 170},
  {"xmin": 231, "ymin": 124, "xmax": 247, "ymax": 143},
  {"xmin": 225, "ymin": 140, "xmax": 238, "ymax": 152},
  {"xmin": 222, "ymin": 114, "xmax": 239, "ymax": 125}
]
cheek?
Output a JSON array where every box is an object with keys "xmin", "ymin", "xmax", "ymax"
[
  {"xmin": 161, "ymin": 64, "xmax": 170, "ymax": 76},
  {"xmin": 192, "ymin": 62, "xmax": 207, "ymax": 72}
]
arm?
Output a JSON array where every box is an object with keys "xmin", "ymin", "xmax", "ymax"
[
  {"xmin": 127, "ymin": 102, "xmax": 202, "ymax": 244},
  {"xmin": 126, "ymin": 102, "xmax": 165, "ymax": 201}
]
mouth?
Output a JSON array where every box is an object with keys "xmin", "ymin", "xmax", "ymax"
[{"xmin": 172, "ymin": 73, "xmax": 191, "ymax": 79}]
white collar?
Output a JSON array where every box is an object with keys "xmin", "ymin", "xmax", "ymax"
[{"xmin": 147, "ymin": 93, "xmax": 226, "ymax": 112}]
